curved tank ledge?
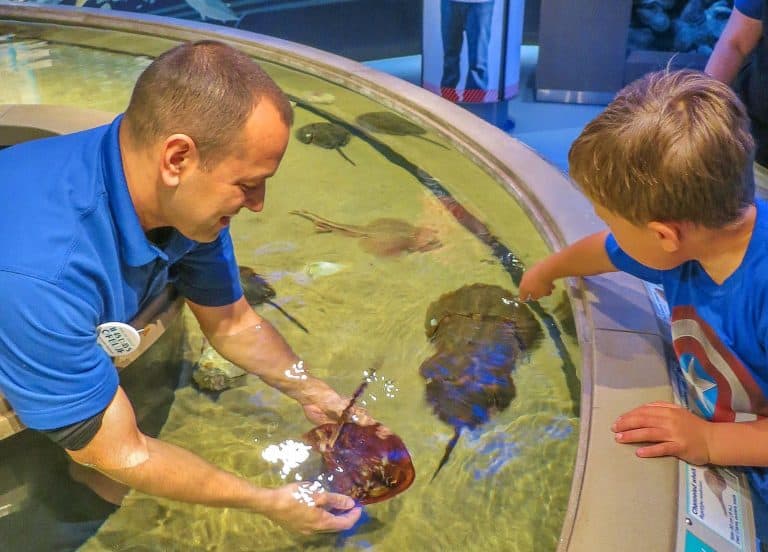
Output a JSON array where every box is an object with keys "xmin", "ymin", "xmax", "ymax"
[{"xmin": 0, "ymin": 5, "xmax": 678, "ymax": 550}]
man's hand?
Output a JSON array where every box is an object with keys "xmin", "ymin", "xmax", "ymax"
[
  {"xmin": 297, "ymin": 377, "xmax": 374, "ymax": 427},
  {"xmin": 264, "ymin": 482, "xmax": 362, "ymax": 534},
  {"xmin": 612, "ymin": 401, "xmax": 712, "ymax": 465},
  {"xmin": 518, "ymin": 262, "xmax": 556, "ymax": 302}
]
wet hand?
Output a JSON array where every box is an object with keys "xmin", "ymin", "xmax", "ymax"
[
  {"xmin": 298, "ymin": 378, "xmax": 374, "ymax": 426},
  {"xmin": 612, "ymin": 401, "xmax": 712, "ymax": 466},
  {"xmin": 265, "ymin": 482, "xmax": 362, "ymax": 534},
  {"xmin": 518, "ymin": 263, "xmax": 555, "ymax": 302}
]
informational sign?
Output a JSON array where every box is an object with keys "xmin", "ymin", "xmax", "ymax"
[
  {"xmin": 422, "ymin": 0, "xmax": 524, "ymax": 103},
  {"xmin": 687, "ymin": 465, "xmax": 747, "ymax": 550}
]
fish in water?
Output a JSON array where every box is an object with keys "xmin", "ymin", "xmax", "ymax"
[
  {"xmin": 239, "ymin": 266, "xmax": 309, "ymax": 333},
  {"xmin": 303, "ymin": 368, "xmax": 415, "ymax": 504},
  {"xmin": 356, "ymin": 111, "xmax": 448, "ymax": 149},
  {"xmin": 295, "ymin": 122, "xmax": 356, "ymax": 166},
  {"xmin": 420, "ymin": 283, "xmax": 543, "ymax": 479},
  {"xmin": 290, "ymin": 210, "xmax": 441, "ymax": 257}
]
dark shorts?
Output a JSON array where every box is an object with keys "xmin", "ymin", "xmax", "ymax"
[{"xmin": 40, "ymin": 409, "xmax": 106, "ymax": 450}]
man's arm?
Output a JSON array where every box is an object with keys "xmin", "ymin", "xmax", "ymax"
[
  {"xmin": 66, "ymin": 386, "xmax": 362, "ymax": 533},
  {"xmin": 186, "ymin": 296, "xmax": 354, "ymax": 425},
  {"xmin": 705, "ymin": 7, "xmax": 763, "ymax": 84},
  {"xmin": 518, "ymin": 230, "xmax": 617, "ymax": 301}
]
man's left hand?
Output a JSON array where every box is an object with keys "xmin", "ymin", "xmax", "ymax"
[
  {"xmin": 298, "ymin": 377, "xmax": 374, "ymax": 426},
  {"xmin": 612, "ymin": 401, "xmax": 712, "ymax": 465}
]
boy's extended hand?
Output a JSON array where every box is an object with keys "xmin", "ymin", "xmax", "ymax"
[
  {"xmin": 612, "ymin": 401, "xmax": 712, "ymax": 466},
  {"xmin": 517, "ymin": 262, "xmax": 556, "ymax": 301}
]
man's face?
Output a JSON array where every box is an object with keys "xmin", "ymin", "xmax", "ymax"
[
  {"xmin": 593, "ymin": 203, "xmax": 683, "ymax": 270},
  {"xmin": 171, "ymin": 99, "xmax": 290, "ymax": 243}
]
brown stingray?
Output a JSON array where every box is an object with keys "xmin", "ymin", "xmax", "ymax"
[
  {"xmin": 420, "ymin": 283, "xmax": 542, "ymax": 479},
  {"xmin": 302, "ymin": 368, "xmax": 415, "ymax": 505},
  {"xmin": 290, "ymin": 209, "xmax": 441, "ymax": 257}
]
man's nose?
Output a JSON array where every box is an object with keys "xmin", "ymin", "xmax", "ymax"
[{"xmin": 244, "ymin": 185, "xmax": 266, "ymax": 212}]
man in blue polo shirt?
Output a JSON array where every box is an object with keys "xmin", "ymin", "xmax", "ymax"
[
  {"xmin": 0, "ymin": 40, "xmax": 363, "ymax": 534},
  {"xmin": 706, "ymin": 0, "xmax": 768, "ymax": 168}
]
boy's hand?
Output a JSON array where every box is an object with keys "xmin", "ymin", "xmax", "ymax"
[
  {"xmin": 518, "ymin": 262, "xmax": 556, "ymax": 301},
  {"xmin": 612, "ymin": 401, "xmax": 712, "ymax": 466}
]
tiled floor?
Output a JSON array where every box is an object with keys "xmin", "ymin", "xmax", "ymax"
[{"xmin": 364, "ymin": 45, "xmax": 606, "ymax": 174}]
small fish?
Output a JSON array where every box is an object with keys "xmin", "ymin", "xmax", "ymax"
[
  {"xmin": 184, "ymin": 0, "xmax": 239, "ymax": 23},
  {"xmin": 295, "ymin": 122, "xmax": 356, "ymax": 166}
]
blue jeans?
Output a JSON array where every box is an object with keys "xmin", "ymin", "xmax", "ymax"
[{"xmin": 440, "ymin": 0, "xmax": 494, "ymax": 91}]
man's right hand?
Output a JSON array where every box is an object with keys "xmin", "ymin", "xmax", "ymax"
[{"xmin": 263, "ymin": 483, "xmax": 362, "ymax": 534}]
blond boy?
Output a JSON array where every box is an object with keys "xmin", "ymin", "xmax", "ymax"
[{"xmin": 518, "ymin": 69, "xmax": 768, "ymax": 541}]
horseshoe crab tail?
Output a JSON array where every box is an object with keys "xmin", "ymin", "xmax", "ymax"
[
  {"xmin": 335, "ymin": 147, "xmax": 357, "ymax": 166},
  {"xmin": 431, "ymin": 428, "xmax": 462, "ymax": 482},
  {"xmin": 266, "ymin": 300, "xmax": 309, "ymax": 334}
]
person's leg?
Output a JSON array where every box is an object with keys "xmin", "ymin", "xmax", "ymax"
[
  {"xmin": 463, "ymin": 1, "xmax": 494, "ymax": 96},
  {"xmin": 441, "ymin": 0, "xmax": 467, "ymax": 99}
]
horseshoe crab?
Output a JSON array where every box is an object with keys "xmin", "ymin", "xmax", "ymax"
[
  {"xmin": 290, "ymin": 210, "xmax": 441, "ymax": 257},
  {"xmin": 302, "ymin": 370, "xmax": 415, "ymax": 504},
  {"xmin": 355, "ymin": 111, "xmax": 448, "ymax": 149},
  {"xmin": 421, "ymin": 283, "xmax": 543, "ymax": 479},
  {"xmin": 239, "ymin": 266, "xmax": 309, "ymax": 333},
  {"xmin": 295, "ymin": 122, "xmax": 356, "ymax": 166}
]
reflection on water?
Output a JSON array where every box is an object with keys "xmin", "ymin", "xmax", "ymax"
[{"xmin": 0, "ymin": 22, "xmax": 581, "ymax": 551}]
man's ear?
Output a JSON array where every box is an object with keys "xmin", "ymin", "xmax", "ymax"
[
  {"xmin": 647, "ymin": 221, "xmax": 682, "ymax": 253},
  {"xmin": 159, "ymin": 134, "xmax": 198, "ymax": 188}
]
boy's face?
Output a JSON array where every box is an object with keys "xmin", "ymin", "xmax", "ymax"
[{"xmin": 593, "ymin": 204, "xmax": 684, "ymax": 270}]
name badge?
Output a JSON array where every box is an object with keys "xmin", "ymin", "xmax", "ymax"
[{"xmin": 96, "ymin": 322, "xmax": 142, "ymax": 357}]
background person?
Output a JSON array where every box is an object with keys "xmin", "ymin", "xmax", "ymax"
[
  {"xmin": 440, "ymin": 0, "xmax": 496, "ymax": 102},
  {"xmin": 0, "ymin": 40, "xmax": 365, "ymax": 535},
  {"xmin": 705, "ymin": 0, "xmax": 768, "ymax": 167}
]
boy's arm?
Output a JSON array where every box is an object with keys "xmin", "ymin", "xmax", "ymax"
[
  {"xmin": 518, "ymin": 230, "xmax": 617, "ymax": 300},
  {"xmin": 613, "ymin": 402, "xmax": 768, "ymax": 467}
]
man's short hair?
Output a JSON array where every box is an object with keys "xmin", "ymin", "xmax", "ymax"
[
  {"xmin": 123, "ymin": 40, "xmax": 293, "ymax": 169},
  {"xmin": 569, "ymin": 69, "xmax": 755, "ymax": 228}
]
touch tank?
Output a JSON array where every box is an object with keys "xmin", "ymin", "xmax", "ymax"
[{"xmin": 0, "ymin": 4, "xmax": 679, "ymax": 551}]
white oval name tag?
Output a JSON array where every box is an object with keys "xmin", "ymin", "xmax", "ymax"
[{"xmin": 96, "ymin": 322, "xmax": 142, "ymax": 357}]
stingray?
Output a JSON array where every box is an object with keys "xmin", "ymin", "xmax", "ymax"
[
  {"xmin": 290, "ymin": 209, "xmax": 442, "ymax": 257},
  {"xmin": 303, "ymin": 368, "xmax": 415, "ymax": 504},
  {"xmin": 295, "ymin": 122, "xmax": 356, "ymax": 166},
  {"xmin": 355, "ymin": 111, "xmax": 448, "ymax": 149},
  {"xmin": 420, "ymin": 283, "xmax": 543, "ymax": 479},
  {"xmin": 238, "ymin": 266, "xmax": 309, "ymax": 333}
]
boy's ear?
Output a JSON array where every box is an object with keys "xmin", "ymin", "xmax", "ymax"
[
  {"xmin": 647, "ymin": 221, "xmax": 681, "ymax": 253},
  {"xmin": 159, "ymin": 134, "xmax": 199, "ymax": 188}
]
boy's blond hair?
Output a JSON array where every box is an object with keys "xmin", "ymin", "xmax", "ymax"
[
  {"xmin": 569, "ymin": 70, "xmax": 755, "ymax": 228},
  {"xmin": 124, "ymin": 40, "xmax": 293, "ymax": 170}
]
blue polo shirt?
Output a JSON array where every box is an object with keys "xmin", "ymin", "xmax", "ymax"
[{"xmin": 0, "ymin": 115, "xmax": 243, "ymax": 430}]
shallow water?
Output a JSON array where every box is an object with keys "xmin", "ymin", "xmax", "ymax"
[{"xmin": 0, "ymin": 21, "xmax": 580, "ymax": 551}]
